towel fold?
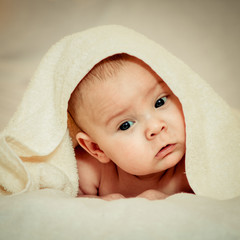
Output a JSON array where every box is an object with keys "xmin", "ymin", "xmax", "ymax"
[{"xmin": 0, "ymin": 25, "xmax": 239, "ymax": 199}]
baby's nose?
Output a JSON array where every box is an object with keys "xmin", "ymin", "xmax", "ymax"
[{"xmin": 145, "ymin": 118, "xmax": 167, "ymax": 140}]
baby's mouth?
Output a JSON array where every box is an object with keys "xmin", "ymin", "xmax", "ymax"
[
  {"xmin": 155, "ymin": 144, "xmax": 176, "ymax": 159},
  {"xmin": 160, "ymin": 144, "xmax": 170, "ymax": 151}
]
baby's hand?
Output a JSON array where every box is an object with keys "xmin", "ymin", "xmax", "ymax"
[
  {"xmin": 78, "ymin": 193, "xmax": 125, "ymax": 201},
  {"xmin": 137, "ymin": 189, "xmax": 168, "ymax": 200},
  {"xmin": 100, "ymin": 193, "xmax": 126, "ymax": 201}
]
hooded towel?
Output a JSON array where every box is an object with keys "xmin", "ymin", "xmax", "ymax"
[{"xmin": 0, "ymin": 25, "xmax": 239, "ymax": 199}]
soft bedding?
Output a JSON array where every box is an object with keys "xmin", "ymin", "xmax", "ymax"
[{"xmin": 0, "ymin": 189, "xmax": 240, "ymax": 240}]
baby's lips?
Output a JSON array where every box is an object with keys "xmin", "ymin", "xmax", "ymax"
[
  {"xmin": 155, "ymin": 143, "xmax": 168, "ymax": 156},
  {"xmin": 155, "ymin": 144, "xmax": 176, "ymax": 159},
  {"xmin": 160, "ymin": 144, "xmax": 170, "ymax": 151}
]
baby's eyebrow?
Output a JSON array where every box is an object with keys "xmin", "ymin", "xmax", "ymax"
[
  {"xmin": 158, "ymin": 79, "xmax": 165, "ymax": 86},
  {"xmin": 105, "ymin": 108, "xmax": 129, "ymax": 125},
  {"xmin": 146, "ymin": 80, "xmax": 164, "ymax": 96}
]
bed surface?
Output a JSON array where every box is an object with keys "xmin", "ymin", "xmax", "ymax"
[{"xmin": 1, "ymin": 190, "xmax": 240, "ymax": 240}]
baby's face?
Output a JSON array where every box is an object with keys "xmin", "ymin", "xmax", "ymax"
[{"xmin": 79, "ymin": 59, "xmax": 186, "ymax": 176}]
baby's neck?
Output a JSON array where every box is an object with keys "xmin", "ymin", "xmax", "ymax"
[
  {"xmin": 112, "ymin": 159, "xmax": 190, "ymax": 197},
  {"xmin": 118, "ymin": 167, "xmax": 168, "ymax": 186}
]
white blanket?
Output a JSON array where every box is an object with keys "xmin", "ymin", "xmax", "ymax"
[{"xmin": 0, "ymin": 189, "xmax": 240, "ymax": 240}]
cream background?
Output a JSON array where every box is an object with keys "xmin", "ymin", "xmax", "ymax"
[{"xmin": 0, "ymin": 0, "xmax": 239, "ymax": 130}]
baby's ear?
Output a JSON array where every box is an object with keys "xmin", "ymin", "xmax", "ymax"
[{"xmin": 76, "ymin": 132, "xmax": 110, "ymax": 164}]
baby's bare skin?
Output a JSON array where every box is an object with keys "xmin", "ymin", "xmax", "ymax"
[
  {"xmin": 70, "ymin": 56, "xmax": 194, "ymax": 200},
  {"xmin": 75, "ymin": 146, "xmax": 192, "ymax": 200}
]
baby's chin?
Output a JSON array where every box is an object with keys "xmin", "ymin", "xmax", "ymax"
[
  {"xmin": 155, "ymin": 152, "xmax": 185, "ymax": 173},
  {"xmin": 134, "ymin": 156, "xmax": 185, "ymax": 180}
]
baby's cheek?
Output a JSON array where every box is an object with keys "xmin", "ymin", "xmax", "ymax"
[
  {"xmin": 113, "ymin": 134, "xmax": 148, "ymax": 163},
  {"xmin": 123, "ymin": 141, "xmax": 142, "ymax": 158},
  {"xmin": 123, "ymin": 142, "xmax": 148, "ymax": 165}
]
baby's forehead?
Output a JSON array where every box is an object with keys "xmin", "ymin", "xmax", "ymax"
[
  {"xmin": 77, "ymin": 55, "xmax": 171, "ymax": 102},
  {"xmin": 83, "ymin": 61, "xmax": 169, "ymax": 102}
]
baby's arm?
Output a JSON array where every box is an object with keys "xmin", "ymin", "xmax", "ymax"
[
  {"xmin": 75, "ymin": 146, "xmax": 101, "ymax": 196},
  {"xmin": 75, "ymin": 147, "xmax": 125, "ymax": 200}
]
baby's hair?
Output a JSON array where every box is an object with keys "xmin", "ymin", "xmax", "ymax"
[{"xmin": 68, "ymin": 53, "xmax": 132, "ymax": 130}]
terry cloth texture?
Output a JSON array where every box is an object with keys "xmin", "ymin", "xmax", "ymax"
[
  {"xmin": 0, "ymin": 25, "xmax": 239, "ymax": 199},
  {"xmin": 1, "ymin": 189, "xmax": 240, "ymax": 240}
]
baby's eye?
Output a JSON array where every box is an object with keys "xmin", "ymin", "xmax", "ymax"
[
  {"xmin": 155, "ymin": 96, "xmax": 167, "ymax": 108},
  {"xmin": 119, "ymin": 121, "xmax": 134, "ymax": 131}
]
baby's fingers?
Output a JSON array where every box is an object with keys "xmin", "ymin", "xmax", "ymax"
[
  {"xmin": 101, "ymin": 193, "xmax": 125, "ymax": 201},
  {"xmin": 137, "ymin": 189, "xmax": 168, "ymax": 200}
]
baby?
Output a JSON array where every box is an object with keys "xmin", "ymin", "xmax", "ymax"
[{"xmin": 68, "ymin": 53, "xmax": 193, "ymax": 200}]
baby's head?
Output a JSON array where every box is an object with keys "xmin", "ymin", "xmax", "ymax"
[
  {"xmin": 68, "ymin": 54, "xmax": 131, "ymax": 132},
  {"xmin": 68, "ymin": 54, "xmax": 186, "ymax": 176}
]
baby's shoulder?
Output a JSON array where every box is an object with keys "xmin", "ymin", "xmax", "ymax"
[{"xmin": 75, "ymin": 146, "xmax": 102, "ymax": 195}]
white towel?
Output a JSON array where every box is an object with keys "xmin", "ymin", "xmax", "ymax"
[{"xmin": 0, "ymin": 25, "xmax": 239, "ymax": 199}]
